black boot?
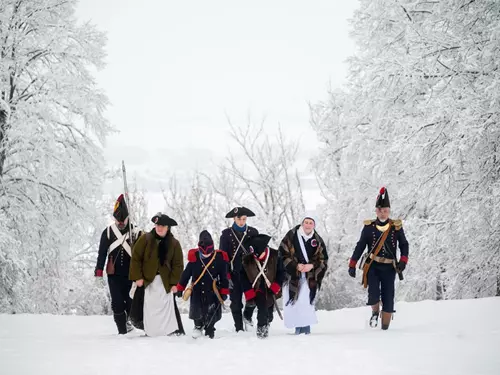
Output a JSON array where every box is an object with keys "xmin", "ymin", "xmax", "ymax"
[
  {"xmin": 256, "ymin": 324, "xmax": 269, "ymax": 339},
  {"xmin": 232, "ymin": 311, "xmax": 244, "ymax": 332},
  {"xmin": 205, "ymin": 326, "xmax": 215, "ymax": 339},
  {"xmin": 125, "ymin": 312, "xmax": 134, "ymax": 333},
  {"xmin": 369, "ymin": 310, "xmax": 379, "ymax": 328},
  {"xmin": 113, "ymin": 312, "xmax": 128, "ymax": 335}
]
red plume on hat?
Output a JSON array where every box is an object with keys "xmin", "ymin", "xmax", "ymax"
[{"xmin": 375, "ymin": 187, "xmax": 390, "ymax": 208}]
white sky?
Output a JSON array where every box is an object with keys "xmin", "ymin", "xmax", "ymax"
[{"xmin": 75, "ymin": 0, "xmax": 359, "ymax": 213}]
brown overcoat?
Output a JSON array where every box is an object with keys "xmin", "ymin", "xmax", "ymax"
[{"xmin": 129, "ymin": 230, "xmax": 184, "ymax": 293}]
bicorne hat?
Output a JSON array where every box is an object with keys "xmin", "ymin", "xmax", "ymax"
[
  {"xmin": 225, "ymin": 206, "xmax": 256, "ymax": 218},
  {"xmin": 244, "ymin": 234, "xmax": 272, "ymax": 254},
  {"xmin": 151, "ymin": 212, "xmax": 178, "ymax": 226}
]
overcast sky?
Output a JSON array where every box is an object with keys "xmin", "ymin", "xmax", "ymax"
[{"xmin": 75, "ymin": 0, "xmax": 358, "ymax": 213}]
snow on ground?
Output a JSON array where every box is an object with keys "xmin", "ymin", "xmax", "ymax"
[{"xmin": 0, "ymin": 297, "xmax": 499, "ymax": 375}]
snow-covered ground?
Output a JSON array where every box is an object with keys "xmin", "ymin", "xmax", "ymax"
[{"xmin": 0, "ymin": 297, "xmax": 499, "ymax": 375}]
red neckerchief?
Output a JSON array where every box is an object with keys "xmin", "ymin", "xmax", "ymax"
[
  {"xmin": 199, "ymin": 244, "xmax": 214, "ymax": 256},
  {"xmin": 253, "ymin": 247, "xmax": 269, "ymax": 262}
]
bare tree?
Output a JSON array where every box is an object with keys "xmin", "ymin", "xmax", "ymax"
[
  {"xmin": 161, "ymin": 172, "xmax": 226, "ymax": 253},
  {"xmin": 212, "ymin": 117, "xmax": 306, "ymax": 243}
]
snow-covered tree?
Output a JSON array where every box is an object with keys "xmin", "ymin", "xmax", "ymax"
[
  {"xmin": 0, "ymin": 0, "xmax": 112, "ymax": 313},
  {"xmin": 311, "ymin": 0, "xmax": 500, "ymax": 306}
]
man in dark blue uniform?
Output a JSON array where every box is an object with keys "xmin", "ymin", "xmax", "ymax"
[
  {"xmin": 348, "ymin": 187, "xmax": 409, "ymax": 330},
  {"xmin": 219, "ymin": 207, "xmax": 259, "ymax": 332},
  {"xmin": 176, "ymin": 230, "xmax": 229, "ymax": 339},
  {"xmin": 94, "ymin": 194, "xmax": 142, "ymax": 334}
]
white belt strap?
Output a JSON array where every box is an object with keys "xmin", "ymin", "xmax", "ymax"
[
  {"xmin": 108, "ymin": 224, "xmax": 132, "ymax": 257},
  {"xmin": 252, "ymin": 250, "xmax": 271, "ymax": 288},
  {"xmin": 297, "ymin": 233, "xmax": 310, "ymax": 279},
  {"xmin": 200, "ymin": 255, "xmax": 216, "ymax": 280},
  {"xmin": 229, "ymin": 229, "xmax": 248, "ymax": 271}
]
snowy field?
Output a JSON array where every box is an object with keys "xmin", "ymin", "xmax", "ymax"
[{"xmin": 0, "ymin": 297, "xmax": 499, "ymax": 375}]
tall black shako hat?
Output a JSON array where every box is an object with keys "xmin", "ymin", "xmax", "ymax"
[
  {"xmin": 375, "ymin": 187, "xmax": 390, "ymax": 208},
  {"xmin": 151, "ymin": 212, "xmax": 178, "ymax": 226},
  {"xmin": 113, "ymin": 194, "xmax": 129, "ymax": 222},
  {"xmin": 225, "ymin": 206, "xmax": 255, "ymax": 218},
  {"xmin": 244, "ymin": 234, "xmax": 272, "ymax": 255}
]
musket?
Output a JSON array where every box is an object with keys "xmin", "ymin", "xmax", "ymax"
[
  {"xmin": 272, "ymin": 295, "xmax": 283, "ymax": 320},
  {"xmin": 121, "ymin": 160, "xmax": 134, "ymax": 243}
]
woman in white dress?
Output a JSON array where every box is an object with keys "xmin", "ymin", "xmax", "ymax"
[{"xmin": 279, "ymin": 216, "xmax": 328, "ymax": 334}]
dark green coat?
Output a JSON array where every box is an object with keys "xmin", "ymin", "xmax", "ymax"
[{"xmin": 129, "ymin": 230, "xmax": 184, "ymax": 293}]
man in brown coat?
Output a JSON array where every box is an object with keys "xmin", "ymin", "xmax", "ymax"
[{"xmin": 129, "ymin": 212, "xmax": 184, "ymax": 336}]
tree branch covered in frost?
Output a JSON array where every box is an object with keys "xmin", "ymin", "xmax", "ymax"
[
  {"xmin": 218, "ymin": 118, "xmax": 306, "ymax": 242},
  {"xmin": 162, "ymin": 119, "xmax": 306, "ymax": 252},
  {"xmin": 310, "ymin": 0, "xmax": 500, "ymax": 307},
  {"xmin": 0, "ymin": 0, "xmax": 113, "ymax": 313},
  {"xmin": 161, "ymin": 172, "xmax": 227, "ymax": 253}
]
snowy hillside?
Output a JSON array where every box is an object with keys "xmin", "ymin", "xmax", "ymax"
[{"xmin": 0, "ymin": 297, "xmax": 498, "ymax": 375}]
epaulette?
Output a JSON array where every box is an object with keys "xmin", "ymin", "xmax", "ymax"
[
  {"xmin": 216, "ymin": 250, "xmax": 229, "ymax": 262},
  {"xmin": 392, "ymin": 219, "xmax": 403, "ymax": 230},
  {"xmin": 187, "ymin": 249, "xmax": 198, "ymax": 263},
  {"xmin": 364, "ymin": 219, "xmax": 375, "ymax": 226}
]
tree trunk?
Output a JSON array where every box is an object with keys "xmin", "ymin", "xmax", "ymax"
[
  {"xmin": 496, "ymin": 274, "xmax": 500, "ymax": 297},
  {"xmin": 0, "ymin": 102, "xmax": 9, "ymax": 178},
  {"xmin": 436, "ymin": 268, "xmax": 446, "ymax": 300},
  {"xmin": 436, "ymin": 277, "xmax": 444, "ymax": 300}
]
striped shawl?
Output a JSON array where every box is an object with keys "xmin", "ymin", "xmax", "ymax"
[{"xmin": 279, "ymin": 225, "xmax": 328, "ymax": 305}]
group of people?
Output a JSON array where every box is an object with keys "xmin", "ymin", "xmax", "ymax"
[{"xmin": 94, "ymin": 187, "xmax": 409, "ymax": 338}]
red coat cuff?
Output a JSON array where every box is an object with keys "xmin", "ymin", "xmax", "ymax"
[
  {"xmin": 220, "ymin": 288, "xmax": 230, "ymax": 295},
  {"xmin": 349, "ymin": 259, "xmax": 357, "ymax": 268},
  {"xmin": 227, "ymin": 272, "xmax": 231, "ymax": 280},
  {"xmin": 400, "ymin": 256, "xmax": 408, "ymax": 263},
  {"xmin": 95, "ymin": 269, "xmax": 103, "ymax": 277},
  {"xmin": 176, "ymin": 283, "xmax": 185, "ymax": 292},
  {"xmin": 270, "ymin": 282, "xmax": 280, "ymax": 295},
  {"xmin": 244, "ymin": 289, "xmax": 256, "ymax": 301}
]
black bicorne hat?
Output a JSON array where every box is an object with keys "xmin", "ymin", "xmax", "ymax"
[
  {"xmin": 375, "ymin": 187, "xmax": 390, "ymax": 208},
  {"xmin": 113, "ymin": 194, "xmax": 129, "ymax": 222},
  {"xmin": 244, "ymin": 234, "xmax": 272, "ymax": 254},
  {"xmin": 151, "ymin": 212, "xmax": 178, "ymax": 226},
  {"xmin": 225, "ymin": 206, "xmax": 256, "ymax": 218}
]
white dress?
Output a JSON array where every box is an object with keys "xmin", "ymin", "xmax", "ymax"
[
  {"xmin": 143, "ymin": 275, "xmax": 178, "ymax": 336},
  {"xmin": 283, "ymin": 228, "xmax": 319, "ymax": 328},
  {"xmin": 283, "ymin": 275, "xmax": 318, "ymax": 328}
]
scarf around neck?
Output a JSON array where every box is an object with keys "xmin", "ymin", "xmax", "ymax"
[
  {"xmin": 298, "ymin": 225, "xmax": 315, "ymax": 241},
  {"xmin": 154, "ymin": 231, "xmax": 169, "ymax": 266},
  {"xmin": 232, "ymin": 222, "xmax": 247, "ymax": 232}
]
